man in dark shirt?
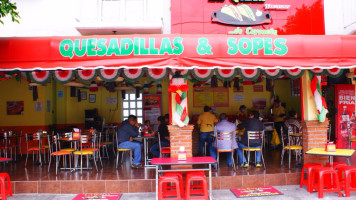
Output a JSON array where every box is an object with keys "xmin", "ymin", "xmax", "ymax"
[
  {"xmin": 236, "ymin": 111, "xmax": 264, "ymax": 168},
  {"xmin": 150, "ymin": 116, "xmax": 170, "ymax": 157},
  {"xmin": 117, "ymin": 115, "xmax": 142, "ymax": 168}
]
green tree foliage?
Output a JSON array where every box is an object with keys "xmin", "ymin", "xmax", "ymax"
[{"xmin": 0, "ymin": 0, "xmax": 20, "ymax": 24}]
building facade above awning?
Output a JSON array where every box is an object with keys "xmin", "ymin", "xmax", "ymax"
[{"xmin": 1, "ymin": 34, "xmax": 356, "ymax": 71}]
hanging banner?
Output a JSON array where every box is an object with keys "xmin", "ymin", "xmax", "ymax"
[
  {"xmin": 143, "ymin": 94, "xmax": 162, "ymax": 131},
  {"xmin": 1, "ymin": 35, "xmax": 356, "ymax": 70},
  {"xmin": 335, "ymin": 84, "xmax": 355, "ymax": 149}
]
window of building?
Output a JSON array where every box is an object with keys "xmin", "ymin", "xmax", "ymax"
[
  {"xmin": 122, "ymin": 92, "xmax": 143, "ymax": 123},
  {"xmin": 290, "ymin": 79, "xmax": 301, "ymax": 97}
]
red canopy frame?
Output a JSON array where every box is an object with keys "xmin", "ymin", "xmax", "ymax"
[{"xmin": 0, "ymin": 34, "xmax": 356, "ymax": 71}]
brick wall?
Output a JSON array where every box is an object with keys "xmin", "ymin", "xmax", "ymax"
[
  {"xmin": 168, "ymin": 125, "xmax": 194, "ymax": 157},
  {"xmin": 302, "ymin": 120, "xmax": 329, "ymax": 164}
]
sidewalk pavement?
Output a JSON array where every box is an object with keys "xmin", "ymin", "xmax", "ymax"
[{"xmin": 8, "ymin": 185, "xmax": 356, "ymax": 200}]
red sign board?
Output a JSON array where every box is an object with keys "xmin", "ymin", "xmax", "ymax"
[
  {"xmin": 231, "ymin": 186, "xmax": 283, "ymax": 198},
  {"xmin": 335, "ymin": 84, "xmax": 355, "ymax": 149}
]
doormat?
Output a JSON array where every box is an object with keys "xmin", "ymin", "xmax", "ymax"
[
  {"xmin": 231, "ymin": 186, "xmax": 283, "ymax": 198},
  {"xmin": 72, "ymin": 193, "xmax": 122, "ymax": 200}
]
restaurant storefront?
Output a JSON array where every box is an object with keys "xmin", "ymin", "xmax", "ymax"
[{"xmin": 1, "ymin": 0, "xmax": 356, "ymax": 194}]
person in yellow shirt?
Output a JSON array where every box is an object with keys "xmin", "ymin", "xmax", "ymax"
[
  {"xmin": 197, "ymin": 106, "xmax": 218, "ymax": 156},
  {"xmin": 236, "ymin": 105, "xmax": 247, "ymax": 121},
  {"xmin": 272, "ymin": 99, "xmax": 286, "ymax": 142}
]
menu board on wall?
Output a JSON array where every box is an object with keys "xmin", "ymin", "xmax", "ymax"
[
  {"xmin": 143, "ymin": 94, "xmax": 162, "ymax": 131},
  {"xmin": 193, "ymin": 86, "xmax": 229, "ymax": 107}
]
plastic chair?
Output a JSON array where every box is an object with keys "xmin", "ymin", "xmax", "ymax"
[
  {"xmin": 115, "ymin": 132, "xmax": 133, "ymax": 168},
  {"xmin": 300, "ymin": 163, "xmax": 322, "ymax": 192},
  {"xmin": 48, "ymin": 135, "xmax": 72, "ymax": 175},
  {"xmin": 158, "ymin": 132, "xmax": 170, "ymax": 158},
  {"xmin": 73, "ymin": 134, "xmax": 99, "ymax": 174},
  {"xmin": 25, "ymin": 132, "xmax": 44, "ymax": 167},
  {"xmin": 185, "ymin": 171, "xmax": 209, "ymax": 200},
  {"xmin": 215, "ymin": 131, "xmax": 237, "ymax": 170},
  {"xmin": 242, "ymin": 131, "xmax": 265, "ymax": 169},
  {"xmin": 0, "ymin": 173, "xmax": 12, "ymax": 200},
  {"xmin": 281, "ymin": 125, "xmax": 302, "ymax": 168},
  {"xmin": 158, "ymin": 175, "xmax": 181, "ymax": 200},
  {"xmin": 325, "ymin": 162, "xmax": 347, "ymax": 169},
  {"xmin": 310, "ymin": 166, "xmax": 342, "ymax": 198},
  {"xmin": 163, "ymin": 172, "xmax": 184, "ymax": 199},
  {"xmin": 338, "ymin": 166, "xmax": 356, "ymax": 197}
]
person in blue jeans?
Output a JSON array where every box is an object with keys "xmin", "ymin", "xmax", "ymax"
[
  {"xmin": 236, "ymin": 111, "xmax": 264, "ymax": 168},
  {"xmin": 197, "ymin": 106, "xmax": 218, "ymax": 156},
  {"xmin": 117, "ymin": 115, "xmax": 143, "ymax": 168},
  {"xmin": 150, "ymin": 116, "xmax": 170, "ymax": 157},
  {"xmin": 209, "ymin": 113, "xmax": 238, "ymax": 168}
]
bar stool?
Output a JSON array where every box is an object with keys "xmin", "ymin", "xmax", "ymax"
[
  {"xmin": 0, "ymin": 173, "xmax": 12, "ymax": 200},
  {"xmin": 300, "ymin": 163, "xmax": 323, "ymax": 192},
  {"xmin": 185, "ymin": 171, "xmax": 209, "ymax": 200},
  {"xmin": 310, "ymin": 166, "xmax": 342, "ymax": 198},
  {"xmin": 158, "ymin": 175, "xmax": 181, "ymax": 200},
  {"xmin": 338, "ymin": 166, "xmax": 356, "ymax": 197}
]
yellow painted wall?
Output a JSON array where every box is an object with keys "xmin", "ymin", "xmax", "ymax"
[
  {"xmin": 187, "ymin": 79, "xmax": 301, "ymax": 118},
  {"xmin": 0, "ymin": 77, "xmax": 53, "ymax": 126},
  {"xmin": 274, "ymin": 79, "xmax": 302, "ymax": 117},
  {"xmin": 0, "ymin": 75, "xmax": 300, "ymax": 127}
]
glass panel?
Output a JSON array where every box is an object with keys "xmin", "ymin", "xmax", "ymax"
[
  {"xmin": 137, "ymin": 117, "xmax": 143, "ymax": 124},
  {"xmin": 137, "ymin": 101, "xmax": 142, "ymax": 108},
  {"xmin": 137, "ymin": 109, "xmax": 142, "ymax": 116},
  {"xmin": 137, "ymin": 94, "xmax": 142, "ymax": 100},
  {"xmin": 130, "ymin": 93, "xmax": 136, "ymax": 100},
  {"xmin": 123, "ymin": 110, "xmax": 129, "ymax": 116},
  {"xmin": 123, "ymin": 117, "xmax": 128, "ymax": 121},
  {"xmin": 130, "ymin": 102, "xmax": 136, "ymax": 108},
  {"xmin": 123, "ymin": 102, "xmax": 129, "ymax": 108},
  {"xmin": 130, "ymin": 110, "xmax": 136, "ymax": 115},
  {"xmin": 125, "ymin": 93, "xmax": 129, "ymax": 99}
]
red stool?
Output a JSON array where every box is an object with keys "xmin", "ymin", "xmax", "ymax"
[
  {"xmin": 163, "ymin": 172, "xmax": 185, "ymax": 199},
  {"xmin": 0, "ymin": 173, "xmax": 12, "ymax": 200},
  {"xmin": 185, "ymin": 172, "xmax": 208, "ymax": 200},
  {"xmin": 338, "ymin": 166, "xmax": 356, "ymax": 197},
  {"xmin": 300, "ymin": 163, "xmax": 322, "ymax": 192},
  {"xmin": 311, "ymin": 166, "xmax": 342, "ymax": 198},
  {"xmin": 325, "ymin": 162, "xmax": 347, "ymax": 169},
  {"xmin": 158, "ymin": 175, "xmax": 181, "ymax": 200}
]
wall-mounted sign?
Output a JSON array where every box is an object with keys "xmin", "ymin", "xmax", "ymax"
[
  {"xmin": 228, "ymin": 27, "xmax": 277, "ymax": 35},
  {"xmin": 264, "ymin": 4, "xmax": 291, "ymax": 10},
  {"xmin": 212, "ymin": 5, "xmax": 271, "ymax": 26}
]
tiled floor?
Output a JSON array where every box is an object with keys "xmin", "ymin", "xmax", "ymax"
[
  {"xmin": 8, "ymin": 185, "xmax": 356, "ymax": 200},
  {"xmin": 1, "ymin": 146, "xmax": 355, "ymax": 194}
]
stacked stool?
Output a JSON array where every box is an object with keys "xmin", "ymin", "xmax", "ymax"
[{"xmin": 0, "ymin": 173, "xmax": 12, "ymax": 200}]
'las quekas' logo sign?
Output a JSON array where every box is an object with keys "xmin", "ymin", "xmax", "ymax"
[{"xmin": 212, "ymin": 3, "xmax": 271, "ymax": 26}]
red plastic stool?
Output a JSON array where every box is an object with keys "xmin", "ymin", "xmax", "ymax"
[
  {"xmin": 163, "ymin": 172, "xmax": 185, "ymax": 199},
  {"xmin": 325, "ymin": 162, "xmax": 347, "ymax": 169},
  {"xmin": 185, "ymin": 172, "xmax": 208, "ymax": 200},
  {"xmin": 338, "ymin": 166, "xmax": 356, "ymax": 197},
  {"xmin": 158, "ymin": 175, "xmax": 181, "ymax": 200},
  {"xmin": 311, "ymin": 166, "xmax": 342, "ymax": 198},
  {"xmin": 300, "ymin": 163, "xmax": 322, "ymax": 192},
  {"xmin": 0, "ymin": 173, "xmax": 12, "ymax": 200}
]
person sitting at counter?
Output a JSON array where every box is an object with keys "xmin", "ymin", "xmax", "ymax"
[
  {"xmin": 117, "ymin": 115, "xmax": 143, "ymax": 169},
  {"xmin": 237, "ymin": 105, "xmax": 247, "ymax": 121},
  {"xmin": 210, "ymin": 113, "xmax": 238, "ymax": 168},
  {"xmin": 236, "ymin": 111, "xmax": 264, "ymax": 168},
  {"xmin": 143, "ymin": 120, "xmax": 154, "ymax": 134},
  {"xmin": 150, "ymin": 116, "xmax": 170, "ymax": 157}
]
